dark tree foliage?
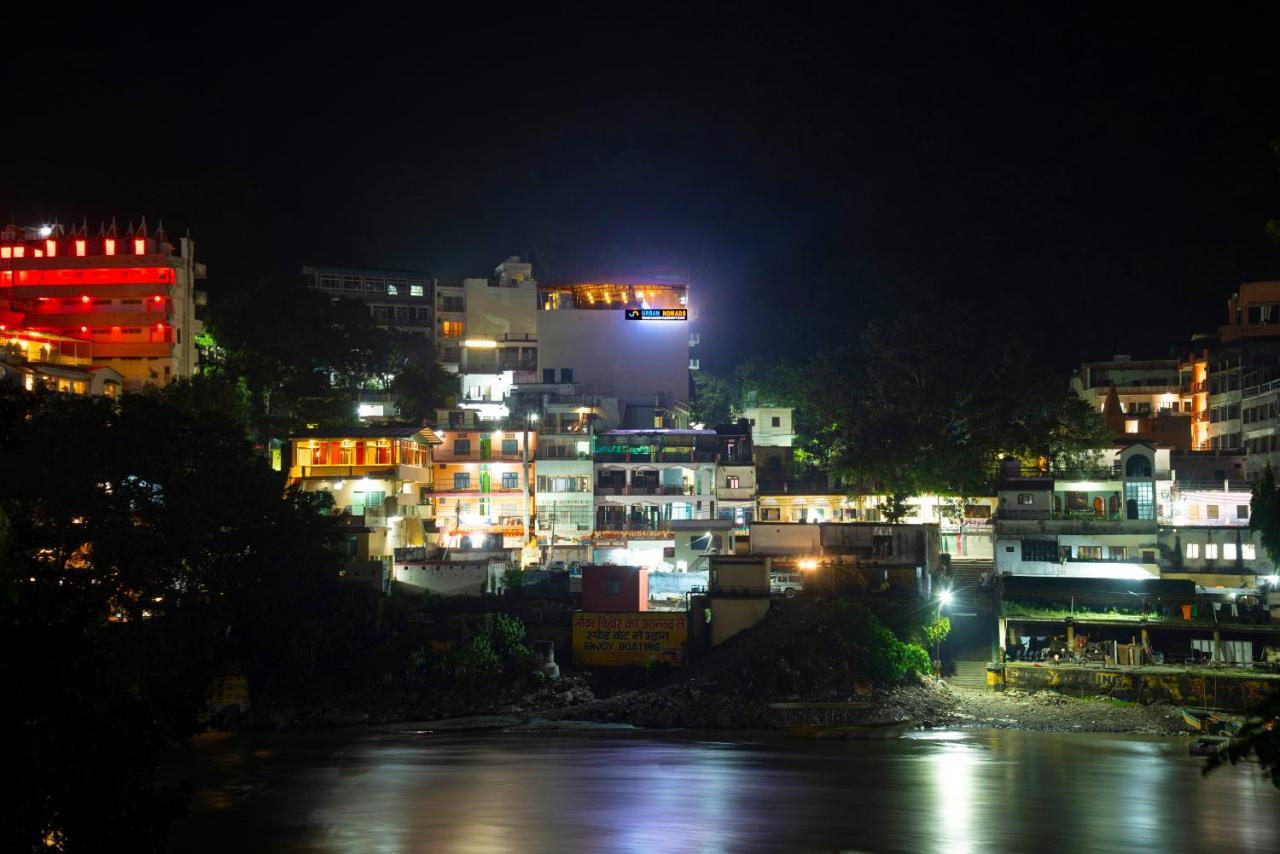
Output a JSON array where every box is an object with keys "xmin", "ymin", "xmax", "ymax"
[
  {"xmin": 0, "ymin": 379, "xmax": 359, "ymax": 851},
  {"xmin": 392, "ymin": 359, "xmax": 458, "ymax": 424},
  {"xmin": 204, "ymin": 276, "xmax": 448, "ymax": 441}
]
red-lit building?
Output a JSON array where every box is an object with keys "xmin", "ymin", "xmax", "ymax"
[{"xmin": 0, "ymin": 221, "xmax": 206, "ymax": 391}]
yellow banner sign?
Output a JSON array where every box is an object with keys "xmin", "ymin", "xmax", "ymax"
[{"xmin": 572, "ymin": 612, "xmax": 687, "ymax": 667}]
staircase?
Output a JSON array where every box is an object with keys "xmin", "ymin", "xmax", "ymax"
[
  {"xmin": 948, "ymin": 659, "xmax": 991, "ymax": 690},
  {"xmin": 944, "ymin": 557, "xmax": 994, "ymax": 617}
]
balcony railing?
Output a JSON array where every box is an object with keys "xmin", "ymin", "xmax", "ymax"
[{"xmin": 594, "ymin": 484, "xmax": 704, "ymax": 496}]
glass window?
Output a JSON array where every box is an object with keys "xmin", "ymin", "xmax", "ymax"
[
  {"xmin": 501, "ymin": 439, "xmax": 518, "ymax": 456},
  {"xmin": 1017, "ymin": 493, "xmax": 1035, "ymax": 505},
  {"xmin": 501, "ymin": 472, "xmax": 518, "ymax": 489},
  {"xmin": 1224, "ymin": 543, "xmax": 1238, "ymax": 560},
  {"xmin": 453, "ymin": 472, "xmax": 471, "ymax": 489},
  {"xmin": 453, "ymin": 439, "xmax": 471, "ymax": 455},
  {"xmin": 761, "ymin": 507, "xmax": 780, "ymax": 521},
  {"xmin": 1206, "ymin": 504, "xmax": 1219, "ymax": 520},
  {"xmin": 1205, "ymin": 543, "xmax": 1219, "ymax": 560},
  {"xmin": 1243, "ymin": 544, "xmax": 1257, "ymax": 560},
  {"xmin": 1186, "ymin": 543, "xmax": 1200, "ymax": 558},
  {"xmin": 1238, "ymin": 505, "xmax": 1250, "ymax": 519},
  {"xmin": 727, "ymin": 475, "xmax": 740, "ymax": 489},
  {"xmin": 1076, "ymin": 546, "xmax": 1103, "ymax": 560},
  {"xmin": 415, "ymin": 307, "xmax": 430, "ymax": 321},
  {"xmin": 395, "ymin": 306, "xmax": 409, "ymax": 320},
  {"xmin": 441, "ymin": 320, "xmax": 463, "ymax": 338},
  {"xmin": 342, "ymin": 276, "xmax": 361, "ymax": 292},
  {"xmin": 1109, "ymin": 546, "xmax": 1127, "ymax": 560},
  {"xmin": 1124, "ymin": 481, "xmax": 1154, "ymax": 520},
  {"xmin": 1020, "ymin": 539, "xmax": 1058, "ymax": 562},
  {"xmin": 365, "ymin": 277, "xmax": 385, "ymax": 293},
  {"xmin": 387, "ymin": 284, "xmax": 399, "ymax": 296},
  {"xmin": 411, "ymin": 284, "xmax": 424, "ymax": 297}
]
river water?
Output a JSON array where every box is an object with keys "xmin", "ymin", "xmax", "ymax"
[{"xmin": 166, "ymin": 727, "xmax": 1280, "ymax": 853}]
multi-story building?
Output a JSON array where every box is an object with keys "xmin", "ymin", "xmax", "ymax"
[
  {"xmin": 1, "ymin": 221, "xmax": 205, "ymax": 391},
  {"xmin": 742, "ymin": 405, "xmax": 795, "ymax": 481},
  {"xmin": 1071, "ymin": 356, "xmax": 1193, "ymax": 448},
  {"xmin": 428, "ymin": 409, "xmax": 536, "ymax": 548},
  {"xmin": 303, "ymin": 265, "xmax": 434, "ymax": 344},
  {"xmin": 537, "ymin": 279, "xmax": 692, "ymax": 419},
  {"xmin": 714, "ymin": 421, "xmax": 756, "ymax": 530},
  {"xmin": 1179, "ymin": 345, "xmax": 1211, "ymax": 451},
  {"xmin": 993, "ymin": 442, "xmax": 1268, "ymax": 585},
  {"xmin": 1195, "ymin": 282, "xmax": 1280, "ymax": 455},
  {"xmin": 592, "ymin": 429, "xmax": 718, "ymax": 568},
  {"xmin": 0, "ymin": 327, "xmax": 123, "ymax": 398},
  {"xmin": 286, "ymin": 425, "xmax": 440, "ymax": 582}
]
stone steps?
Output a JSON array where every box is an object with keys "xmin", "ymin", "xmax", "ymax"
[{"xmin": 948, "ymin": 659, "xmax": 991, "ymax": 690}]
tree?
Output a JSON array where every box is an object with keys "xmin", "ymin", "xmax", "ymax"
[
  {"xmin": 0, "ymin": 378, "xmax": 358, "ymax": 850},
  {"xmin": 392, "ymin": 360, "xmax": 457, "ymax": 424},
  {"xmin": 691, "ymin": 370, "xmax": 738, "ymax": 426}
]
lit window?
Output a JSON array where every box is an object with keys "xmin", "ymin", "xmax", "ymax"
[
  {"xmin": 1206, "ymin": 504, "xmax": 1219, "ymax": 520},
  {"xmin": 1243, "ymin": 544, "xmax": 1257, "ymax": 560},
  {"xmin": 1224, "ymin": 543, "xmax": 1238, "ymax": 560},
  {"xmin": 134, "ymin": 238, "xmax": 146, "ymax": 255},
  {"xmin": 441, "ymin": 321, "xmax": 463, "ymax": 338},
  {"xmin": 453, "ymin": 473, "xmax": 471, "ymax": 489},
  {"xmin": 727, "ymin": 475, "xmax": 740, "ymax": 489},
  {"xmin": 75, "ymin": 240, "xmax": 86, "ymax": 257},
  {"xmin": 1125, "ymin": 420, "xmax": 1139, "ymax": 434},
  {"xmin": 45, "ymin": 240, "xmax": 57, "ymax": 257},
  {"xmin": 387, "ymin": 284, "xmax": 399, "ymax": 296},
  {"xmin": 1017, "ymin": 493, "xmax": 1035, "ymax": 505},
  {"xmin": 1205, "ymin": 544, "xmax": 1219, "ymax": 560},
  {"xmin": 411, "ymin": 284, "xmax": 424, "ymax": 297},
  {"xmin": 104, "ymin": 239, "xmax": 115, "ymax": 256},
  {"xmin": 501, "ymin": 472, "xmax": 519, "ymax": 489},
  {"xmin": 1186, "ymin": 543, "xmax": 1200, "ymax": 558},
  {"xmin": 501, "ymin": 439, "xmax": 518, "ymax": 456}
]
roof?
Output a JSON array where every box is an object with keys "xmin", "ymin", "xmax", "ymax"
[{"xmin": 290, "ymin": 425, "xmax": 437, "ymax": 441}]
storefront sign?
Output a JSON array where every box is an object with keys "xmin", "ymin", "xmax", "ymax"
[
  {"xmin": 573, "ymin": 612, "xmax": 687, "ymax": 666},
  {"xmin": 625, "ymin": 308, "xmax": 687, "ymax": 321}
]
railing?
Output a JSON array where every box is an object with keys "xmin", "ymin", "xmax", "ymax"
[
  {"xmin": 757, "ymin": 481, "xmax": 834, "ymax": 495},
  {"xmin": 1171, "ymin": 480, "xmax": 1252, "ymax": 492},
  {"xmin": 593, "ymin": 452, "xmax": 717, "ymax": 463},
  {"xmin": 593, "ymin": 520, "xmax": 668, "ymax": 532},
  {"xmin": 998, "ymin": 510, "xmax": 1133, "ymax": 522},
  {"xmin": 1243, "ymin": 378, "xmax": 1280, "ymax": 399},
  {"xmin": 593, "ymin": 484, "xmax": 703, "ymax": 496},
  {"xmin": 536, "ymin": 448, "xmax": 591, "ymax": 460}
]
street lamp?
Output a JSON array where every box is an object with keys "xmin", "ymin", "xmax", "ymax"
[{"xmin": 938, "ymin": 589, "xmax": 954, "ymax": 608}]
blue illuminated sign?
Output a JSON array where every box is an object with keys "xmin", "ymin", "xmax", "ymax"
[{"xmin": 625, "ymin": 308, "xmax": 688, "ymax": 321}]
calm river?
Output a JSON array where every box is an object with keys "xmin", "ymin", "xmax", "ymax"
[{"xmin": 166, "ymin": 727, "xmax": 1280, "ymax": 853}]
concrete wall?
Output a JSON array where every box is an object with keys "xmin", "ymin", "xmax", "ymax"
[
  {"xmin": 711, "ymin": 598, "xmax": 771, "ymax": 646},
  {"xmin": 391, "ymin": 561, "xmax": 503, "ymax": 596},
  {"xmin": 582, "ymin": 564, "xmax": 649, "ymax": 611},
  {"xmin": 464, "ymin": 277, "xmax": 538, "ymax": 339},
  {"xmin": 1003, "ymin": 662, "xmax": 1280, "ymax": 712},
  {"xmin": 537, "ymin": 309, "xmax": 688, "ymax": 403},
  {"xmin": 750, "ymin": 523, "xmax": 820, "ymax": 555},
  {"xmin": 648, "ymin": 571, "xmax": 709, "ymax": 597}
]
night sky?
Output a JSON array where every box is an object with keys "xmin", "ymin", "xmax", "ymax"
[{"xmin": 5, "ymin": 7, "xmax": 1280, "ymax": 372}]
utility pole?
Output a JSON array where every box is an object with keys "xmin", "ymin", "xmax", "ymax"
[{"xmin": 523, "ymin": 410, "xmax": 537, "ymax": 547}]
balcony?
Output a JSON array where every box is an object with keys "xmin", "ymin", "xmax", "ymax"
[{"xmin": 594, "ymin": 483, "xmax": 707, "ymax": 497}]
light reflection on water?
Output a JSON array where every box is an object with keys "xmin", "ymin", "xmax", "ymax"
[{"xmin": 168, "ymin": 729, "xmax": 1280, "ymax": 854}]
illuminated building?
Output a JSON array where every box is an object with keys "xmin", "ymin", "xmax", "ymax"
[
  {"xmin": 591, "ymin": 429, "xmax": 718, "ymax": 569},
  {"xmin": 1071, "ymin": 356, "xmax": 1193, "ymax": 449},
  {"xmin": 993, "ymin": 442, "xmax": 1268, "ymax": 584},
  {"xmin": 428, "ymin": 410, "xmax": 537, "ymax": 549},
  {"xmin": 537, "ymin": 277, "xmax": 693, "ymax": 419},
  {"xmin": 434, "ymin": 257, "xmax": 538, "ymax": 374},
  {"xmin": 742, "ymin": 405, "xmax": 795, "ymax": 480},
  {"xmin": 286, "ymin": 425, "xmax": 441, "ymax": 581},
  {"xmin": 1179, "ymin": 346, "xmax": 1211, "ymax": 451},
  {"xmin": 0, "ymin": 221, "xmax": 204, "ymax": 391},
  {"xmin": 303, "ymin": 265, "xmax": 434, "ymax": 341},
  {"xmin": 0, "ymin": 327, "xmax": 122, "ymax": 398}
]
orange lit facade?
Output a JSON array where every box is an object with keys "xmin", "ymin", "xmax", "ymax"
[
  {"xmin": 1180, "ymin": 348, "xmax": 1211, "ymax": 451},
  {"xmin": 0, "ymin": 222, "xmax": 205, "ymax": 391},
  {"xmin": 429, "ymin": 425, "xmax": 537, "ymax": 544}
]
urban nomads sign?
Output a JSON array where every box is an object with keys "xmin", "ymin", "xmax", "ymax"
[{"xmin": 624, "ymin": 308, "xmax": 687, "ymax": 320}]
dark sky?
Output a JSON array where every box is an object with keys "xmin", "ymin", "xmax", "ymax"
[{"xmin": 4, "ymin": 6, "xmax": 1280, "ymax": 372}]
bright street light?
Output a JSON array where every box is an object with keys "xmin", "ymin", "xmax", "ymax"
[{"xmin": 938, "ymin": 589, "xmax": 954, "ymax": 607}]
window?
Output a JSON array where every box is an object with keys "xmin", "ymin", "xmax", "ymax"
[
  {"xmin": 319, "ymin": 273, "xmax": 340, "ymax": 290},
  {"xmin": 1243, "ymin": 544, "xmax": 1257, "ymax": 560},
  {"xmin": 372, "ymin": 306, "xmax": 388, "ymax": 320},
  {"xmin": 761, "ymin": 507, "xmax": 780, "ymax": 521},
  {"xmin": 1186, "ymin": 543, "xmax": 1200, "ymax": 558},
  {"xmin": 1238, "ymin": 505, "xmax": 1250, "ymax": 519},
  {"xmin": 1109, "ymin": 546, "xmax": 1128, "ymax": 560},
  {"xmin": 1125, "ymin": 454, "xmax": 1153, "ymax": 477},
  {"xmin": 501, "ymin": 472, "xmax": 519, "ymax": 489},
  {"xmin": 771, "ymin": 416, "xmax": 781, "ymax": 427},
  {"xmin": 441, "ymin": 320, "xmax": 463, "ymax": 338},
  {"xmin": 387, "ymin": 284, "xmax": 399, "ymax": 296},
  {"xmin": 501, "ymin": 439, "xmax": 518, "ymax": 456},
  {"xmin": 1205, "ymin": 543, "xmax": 1219, "ymax": 560},
  {"xmin": 727, "ymin": 475, "xmax": 740, "ymax": 489},
  {"xmin": 454, "ymin": 439, "xmax": 471, "ymax": 455},
  {"xmin": 1021, "ymin": 540, "xmax": 1058, "ymax": 562},
  {"xmin": 1124, "ymin": 481, "xmax": 1154, "ymax": 520},
  {"xmin": 365, "ymin": 277, "xmax": 385, "ymax": 293},
  {"xmin": 749, "ymin": 418, "xmax": 756, "ymax": 426},
  {"xmin": 415, "ymin": 307, "xmax": 431, "ymax": 321},
  {"xmin": 1224, "ymin": 543, "xmax": 1238, "ymax": 560},
  {"xmin": 342, "ymin": 276, "xmax": 361, "ymax": 292},
  {"xmin": 394, "ymin": 306, "xmax": 409, "ymax": 321},
  {"xmin": 1142, "ymin": 550, "xmax": 1156, "ymax": 563},
  {"xmin": 410, "ymin": 284, "xmax": 424, "ymax": 297},
  {"xmin": 561, "ymin": 368, "xmax": 574, "ymax": 383},
  {"xmin": 1076, "ymin": 546, "xmax": 1103, "ymax": 560},
  {"xmin": 453, "ymin": 472, "xmax": 471, "ymax": 489},
  {"xmin": 1017, "ymin": 493, "xmax": 1035, "ymax": 505},
  {"xmin": 1206, "ymin": 504, "xmax": 1219, "ymax": 520}
]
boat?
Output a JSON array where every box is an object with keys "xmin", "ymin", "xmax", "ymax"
[
  {"xmin": 784, "ymin": 720, "xmax": 914, "ymax": 740},
  {"xmin": 1188, "ymin": 735, "xmax": 1229, "ymax": 757},
  {"xmin": 1181, "ymin": 709, "xmax": 1242, "ymax": 735}
]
